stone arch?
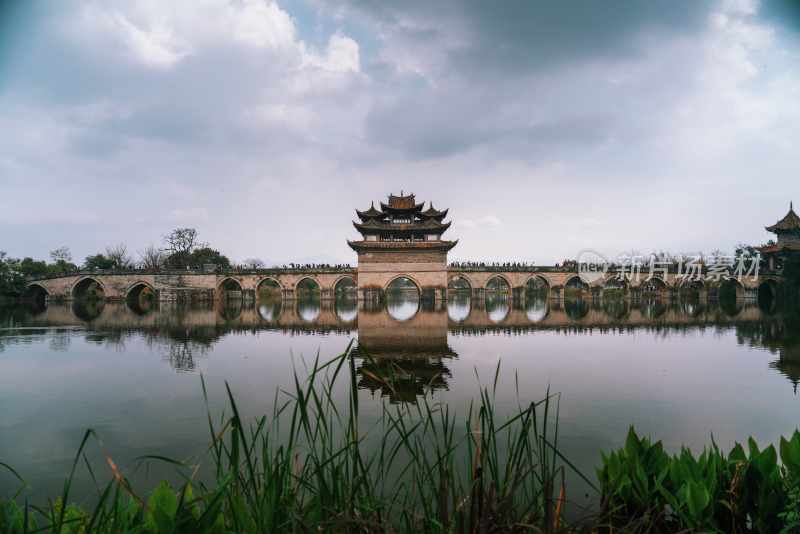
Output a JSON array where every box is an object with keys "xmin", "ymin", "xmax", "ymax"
[
  {"xmin": 758, "ymin": 279, "xmax": 779, "ymax": 312},
  {"xmin": 219, "ymin": 278, "xmax": 243, "ymax": 300},
  {"xmin": 25, "ymin": 283, "xmax": 50, "ymax": 298},
  {"xmin": 448, "ymin": 274, "xmax": 473, "ymax": 290},
  {"xmin": 564, "ymin": 275, "xmax": 588, "ymax": 291},
  {"xmin": 525, "ymin": 275, "xmax": 550, "ymax": 292},
  {"xmin": 719, "ymin": 277, "xmax": 744, "ymax": 300},
  {"xmin": 24, "ymin": 283, "xmax": 49, "ymax": 311},
  {"xmin": 603, "ymin": 277, "xmax": 628, "ymax": 290},
  {"xmin": 126, "ymin": 282, "xmax": 155, "ymax": 314},
  {"xmin": 681, "ymin": 278, "xmax": 705, "ymax": 290},
  {"xmin": 333, "ymin": 275, "xmax": 357, "ymax": 294},
  {"xmin": 384, "ymin": 275, "xmax": 422, "ymax": 292},
  {"xmin": 640, "ymin": 277, "xmax": 667, "ymax": 293},
  {"xmin": 257, "ymin": 277, "xmax": 283, "ymax": 296},
  {"xmin": 72, "ymin": 277, "xmax": 106, "ymax": 300},
  {"xmin": 126, "ymin": 281, "xmax": 155, "ymax": 299},
  {"xmin": 296, "ymin": 277, "xmax": 321, "ymax": 294},
  {"xmin": 485, "ymin": 275, "xmax": 511, "ymax": 292}
]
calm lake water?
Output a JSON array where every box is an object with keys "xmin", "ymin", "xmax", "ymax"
[{"xmin": 1, "ymin": 292, "xmax": 799, "ymax": 510}]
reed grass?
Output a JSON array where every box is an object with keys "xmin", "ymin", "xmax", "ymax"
[{"xmin": 0, "ymin": 341, "xmax": 594, "ymax": 533}]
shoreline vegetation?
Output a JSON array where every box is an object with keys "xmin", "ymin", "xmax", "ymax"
[{"xmin": 2, "ymin": 345, "xmax": 800, "ymax": 533}]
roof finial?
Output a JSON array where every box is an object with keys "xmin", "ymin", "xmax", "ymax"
[
  {"xmin": 792, "ymin": 201, "xmax": 794, "ymax": 211},
  {"xmin": 401, "ymin": 189, "xmax": 404, "ymax": 196}
]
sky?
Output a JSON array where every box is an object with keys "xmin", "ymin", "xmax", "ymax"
[{"xmin": 1, "ymin": 0, "xmax": 799, "ymax": 266}]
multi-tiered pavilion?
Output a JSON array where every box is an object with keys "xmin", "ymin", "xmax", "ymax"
[
  {"xmin": 760, "ymin": 203, "xmax": 800, "ymax": 271},
  {"xmin": 349, "ymin": 193, "xmax": 457, "ymax": 299}
]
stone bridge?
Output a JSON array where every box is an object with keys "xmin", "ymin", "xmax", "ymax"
[
  {"xmin": 24, "ymin": 267, "xmax": 782, "ymax": 302},
  {"xmin": 24, "ymin": 269, "xmax": 358, "ymax": 302}
]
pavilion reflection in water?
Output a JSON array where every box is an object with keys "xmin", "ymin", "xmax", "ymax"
[
  {"xmin": 6, "ymin": 290, "xmax": 799, "ymax": 396},
  {"xmin": 355, "ymin": 290, "xmax": 455, "ymax": 403}
]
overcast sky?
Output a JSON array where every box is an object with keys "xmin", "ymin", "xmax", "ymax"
[{"xmin": 1, "ymin": 0, "xmax": 798, "ymax": 266}]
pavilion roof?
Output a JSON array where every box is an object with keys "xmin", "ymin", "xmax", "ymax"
[
  {"xmin": 353, "ymin": 219, "xmax": 452, "ymax": 233},
  {"xmin": 766, "ymin": 203, "xmax": 800, "ymax": 233},
  {"xmin": 420, "ymin": 204, "xmax": 449, "ymax": 220},
  {"xmin": 356, "ymin": 202, "xmax": 384, "ymax": 221}
]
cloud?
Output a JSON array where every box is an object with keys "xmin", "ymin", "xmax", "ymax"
[
  {"xmin": 167, "ymin": 208, "xmax": 210, "ymax": 223},
  {"xmin": 457, "ymin": 215, "xmax": 502, "ymax": 229},
  {"xmin": 0, "ymin": 0, "xmax": 798, "ymax": 266}
]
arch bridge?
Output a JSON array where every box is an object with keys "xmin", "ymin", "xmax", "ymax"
[{"xmin": 25, "ymin": 267, "xmax": 781, "ymax": 302}]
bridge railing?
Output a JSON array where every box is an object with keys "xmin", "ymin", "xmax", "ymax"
[{"xmin": 25, "ymin": 265, "xmax": 356, "ymax": 282}]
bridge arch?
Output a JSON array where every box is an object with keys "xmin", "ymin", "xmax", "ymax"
[
  {"xmin": 72, "ymin": 277, "xmax": 106, "ymax": 300},
  {"xmin": 640, "ymin": 277, "xmax": 667, "ymax": 293},
  {"xmin": 485, "ymin": 275, "xmax": 511, "ymax": 292},
  {"xmin": 758, "ymin": 279, "xmax": 779, "ymax": 312},
  {"xmin": 564, "ymin": 275, "xmax": 588, "ymax": 291},
  {"xmin": 219, "ymin": 278, "xmax": 243, "ymax": 299},
  {"xmin": 24, "ymin": 283, "xmax": 50, "ymax": 311},
  {"xmin": 333, "ymin": 275, "xmax": 357, "ymax": 294},
  {"xmin": 448, "ymin": 274, "xmax": 473, "ymax": 290},
  {"xmin": 603, "ymin": 277, "xmax": 627, "ymax": 289},
  {"xmin": 719, "ymin": 277, "xmax": 745, "ymax": 300},
  {"xmin": 681, "ymin": 278, "xmax": 705, "ymax": 290},
  {"xmin": 296, "ymin": 277, "xmax": 321, "ymax": 294},
  {"xmin": 257, "ymin": 277, "xmax": 283, "ymax": 296},
  {"xmin": 525, "ymin": 275, "xmax": 550, "ymax": 292},
  {"xmin": 384, "ymin": 275, "xmax": 422, "ymax": 292},
  {"xmin": 126, "ymin": 281, "xmax": 155, "ymax": 299},
  {"xmin": 25, "ymin": 282, "xmax": 50, "ymax": 298}
]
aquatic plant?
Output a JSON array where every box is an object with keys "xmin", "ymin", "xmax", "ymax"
[
  {"xmin": 598, "ymin": 427, "xmax": 800, "ymax": 533},
  {"xmin": 0, "ymin": 342, "xmax": 590, "ymax": 533}
]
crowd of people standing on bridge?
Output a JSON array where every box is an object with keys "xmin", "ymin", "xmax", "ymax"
[{"xmin": 448, "ymin": 260, "xmax": 578, "ymax": 271}]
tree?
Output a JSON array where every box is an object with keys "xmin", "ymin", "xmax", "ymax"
[
  {"xmin": 189, "ymin": 247, "xmax": 230, "ymax": 269},
  {"xmin": 14, "ymin": 257, "xmax": 49, "ymax": 277},
  {"xmin": 50, "ymin": 247, "xmax": 72, "ymax": 263},
  {"xmin": 49, "ymin": 247, "xmax": 77, "ymax": 273},
  {"xmin": 84, "ymin": 253, "xmax": 115, "ymax": 270},
  {"xmin": 243, "ymin": 258, "xmax": 265, "ymax": 269},
  {"xmin": 105, "ymin": 244, "xmax": 132, "ymax": 269},
  {"xmin": 163, "ymin": 228, "xmax": 204, "ymax": 256},
  {"xmin": 0, "ymin": 252, "xmax": 25, "ymax": 296},
  {"xmin": 139, "ymin": 245, "xmax": 165, "ymax": 270}
]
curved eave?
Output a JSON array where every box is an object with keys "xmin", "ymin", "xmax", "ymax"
[
  {"xmin": 421, "ymin": 208, "xmax": 448, "ymax": 220},
  {"xmin": 766, "ymin": 224, "xmax": 800, "ymax": 233},
  {"xmin": 356, "ymin": 209, "xmax": 384, "ymax": 221},
  {"xmin": 348, "ymin": 239, "xmax": 458, "ymax": 252},
  {"xmin": 765, "ymin": 209, "xmax": 800, "ymax": 233},
  {"xmin": 380, "ymin": 202, "xmax": 424, "ymax": 213},
  {"xmin": 353, "ymin": 220, "xmax": 451, "ymax": 233}
]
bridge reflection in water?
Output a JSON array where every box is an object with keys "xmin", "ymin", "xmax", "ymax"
[{"xmin": 5, "ymin": 289, "xmax": 797, "ymax": 398}]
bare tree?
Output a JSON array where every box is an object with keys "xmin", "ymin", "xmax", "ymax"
[
  {"xmin": 163, "ymin": 228, "xmax": 204, "ymax": 255},
  {"xmin": 105, "ymin": 243, "xmax": 132, "ymax": 269},
  {"xmin": 50, "ymin": 246, "xmax": 72, "ymax": 263},
  {"xmin": 243, "ymin": 258, "xmax": 265, "ymax": 269},
  {"xmin": 139, "ymin": 244, "xmax": 165, "ymax": 270}
]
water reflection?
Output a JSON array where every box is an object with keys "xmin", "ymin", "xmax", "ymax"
[
  {"xmin": 357, "ymin": 297, "xmax": 453, "ymax": 403},
  {"xmin": 447, "ymin": 291, "xmax": 471, "ymax": 322},
  {"xmin": 297, "ymin": 296, "xmax": 321, "ymax": 323},
  {"xmin": 72, "ymin": 299, "xmax": 105, "ymax": 321},
  {"xmin": 386, "ymin": 290, "xmax": 420, "ymax": 322},
  {"xmin": 257, "ymin": 298, "xmax": 282, "ymax": 322},
  {"xmin": 640, "ymin": 297, "xmax": 666, "ymax": 319},
  {"xmin": 6, "ymin": 295, "xmax": 800, "ymax": 393},
  {"xmin": 564, "ymin": 297, "xmax": 588, "ymax": 321},
  {"xmin": 335, "ymin": 294, "xmax": 358, "ymax": 323},
  {"xmin": 3, "ymin": 293, "xmax": 800, "ymax": 507},
  {"xmin": 486, "ymin": 294, "xmax": 510, "ymax": 323},
  {"xmin": 602, "ymin": 298, "xmax": 629, "ymax": 320},
  {"xmin": 525, "ymin": 294, "xmax": 549, "ymax": 322}
]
